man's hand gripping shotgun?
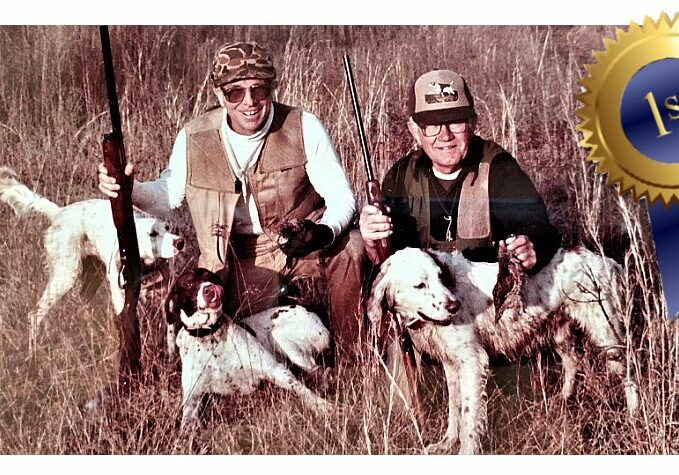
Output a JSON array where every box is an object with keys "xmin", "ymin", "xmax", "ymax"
[{"xmin": 343, "ymin": 55, "xmax": 424, "ymax": 429}]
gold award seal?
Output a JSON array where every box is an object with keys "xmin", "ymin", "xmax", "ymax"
[{"xmin": 577, "ymin": 13, "xmax": 679, "ymax": 206}]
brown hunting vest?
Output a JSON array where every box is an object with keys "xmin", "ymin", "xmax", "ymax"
[
  {"xmin": 184, "ymin": 103, "xmax": 324, "ymax": 272},
  {"xmin": 404, "ymin": 139, "xmax": 506, "ymax": 252}
]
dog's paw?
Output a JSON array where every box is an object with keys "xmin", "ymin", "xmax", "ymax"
[
  {"xmin": 625, "ymin": 380, "xmax": 639, "ymax": 419},
  {"xmin": 306, "ymin": 366, "xmax": 336, "ymax": 395},
  {"xmin": 425, "ymin": 437, "xmax": 455, "ymax": 455},
  {"xmin": 316, "ymin": 398, "xmax": 333, "ymax": 416},
  {"xmin": 82, "ymin": 398, "xmax": 102, "ymax": 417},
  {"xmin": 180, "ymin": 416, "xmax": 202, "ymax": 434},
  {"xmin": 320, "ymin": 367, "xmax": 336, "ymax": 394},
  {"xmin": 306, "ymin": 395, "xmax": 333, "ymax": 417}
]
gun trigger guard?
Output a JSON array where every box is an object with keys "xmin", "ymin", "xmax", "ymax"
[
  {"xmin": 285, "ymin": 255, "xmax": 297, "ymax": 269},
  {"xmin": 118, "ymin": 264, "xmax": 127, "ymax": 289}
]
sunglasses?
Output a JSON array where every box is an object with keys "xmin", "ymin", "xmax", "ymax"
[
  {"xmin": 419, "ymin": 121, "xmax": 470, "ymax": 137},
  {"xmin": 220, "ymin": 85, "xmax": 272, "ymax": 103}
]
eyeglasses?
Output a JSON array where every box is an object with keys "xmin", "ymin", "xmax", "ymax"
[
  {"xmin": 220, "ymin": 85, "xmax": 272, "ymax": 103},
  {"xmin": 419, "ymin": 121, "xmax": 470, "ymax": 137}
]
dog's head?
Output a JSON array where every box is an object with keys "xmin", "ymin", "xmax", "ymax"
[
  {"xmin": 135, "ymin": 217, "xmax": 184, "ymax": 264},
  {"xmin": 366, "ymin": 247, "xmax": 460, "ymax": 331},
  {"xmin": 165, "ymin": 268, "xmax": 225, "ymax": 331}
]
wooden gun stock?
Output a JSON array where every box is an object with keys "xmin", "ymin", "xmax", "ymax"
[
  {"xmin": 365, "ymin": 179, "xmax": 391, "ymax": 264},
  {"xmin": 102, "ymin": 134, "xmax": 142, "ymax": 392}
]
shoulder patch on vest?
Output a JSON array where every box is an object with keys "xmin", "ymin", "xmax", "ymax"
[{"xmin": 258, "ymin": 105, "xmax": 306, "ymax": 172}]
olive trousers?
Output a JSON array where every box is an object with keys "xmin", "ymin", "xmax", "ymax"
[{"xmin": 220, "ymin": 229, "xmax": 366, "ymax": 364}]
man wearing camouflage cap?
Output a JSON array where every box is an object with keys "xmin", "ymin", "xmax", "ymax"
[
  {"xmin": 99, "ymin": 41, "xmax": 365, "ymax": 363},
  {"xmin": 360, "ymin": 69, "xmax": 560, "ymax": 271}
]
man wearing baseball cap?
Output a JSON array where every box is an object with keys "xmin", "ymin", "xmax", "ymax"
[
  {"xmin": 99, "ymin": 41, "xmax": 365, "ymax": 363},
  {"xmin": 360, "ymin": 69, "xmax": 560, "ymax": 271}
]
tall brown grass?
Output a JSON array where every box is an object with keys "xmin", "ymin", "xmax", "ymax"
[{"xmin": 0, "ymin": 25, "xmax": 676, "ymax": 454}]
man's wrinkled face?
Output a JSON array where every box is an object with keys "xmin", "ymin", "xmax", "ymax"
[
  {"xmin": 408, "ymin": 118, "xmax": 475, "ymax": 174},
  {"xmin": 215, "ymin": 78, "xmax": 273, "ymax": 135}
]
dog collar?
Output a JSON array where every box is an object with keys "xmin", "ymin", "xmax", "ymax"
[{"xmin": 185, "ymin": 312, "xmax": 228, "ymax": 338}]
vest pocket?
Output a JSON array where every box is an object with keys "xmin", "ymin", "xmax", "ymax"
[
  {"xmin": 186, "ymin": 187, "xmax": 238, "ymax": 272},
  {"xmin": 187, "ymin": 130, "xmax": 237, "ymax": 192}
]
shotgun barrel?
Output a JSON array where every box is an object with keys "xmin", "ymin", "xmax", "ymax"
[{"xmin": 342, "ymin": 55, "xmax": 391, "ymax": 263}]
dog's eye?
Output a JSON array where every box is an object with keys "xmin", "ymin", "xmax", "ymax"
[
  {"xmin": 165, "ymin": 225, "xmax": 170, "ymax": 231},
  {"xmin": 149, "ymin": 230, "xmax": 159, "ymax": 238},
  {"xmin": 414, "ymin": 282, "xmax": 426, "ymax": 289}
]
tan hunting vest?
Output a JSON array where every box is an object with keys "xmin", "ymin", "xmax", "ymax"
[
  {"xmin": 184, "ymin": 103, "xmax": 324, "ymax": 272},
  {"xmin": 404, "ymin": 139, "xmax": 505, "ymax": 252}
]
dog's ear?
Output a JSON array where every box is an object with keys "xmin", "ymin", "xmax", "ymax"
[
  {"xmin": 164, "ymin": 287, "xmax": 180, "ymax": 325},
  {"xmin": 366, "ymin": 264, "xmax": 394, "ymax": 352},
  {"xmin": 425, "ymin": 250, "xmax": 456, "ymax": 289},
  {"xmin": 163, "ymin": 280, "xmax": 182, "ymax": 357},
  {"xmin": 366, "ymin": 263, "xmax": 393, "ymax": 326}
]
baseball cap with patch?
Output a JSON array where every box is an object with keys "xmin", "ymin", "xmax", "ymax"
[
  {"xmin": 211, "ymin": 41, "xmax": 276, "ymax": 87},
  {"xmin": 409, "ymin": 70, "xmax": 476, "ymax": 125}
]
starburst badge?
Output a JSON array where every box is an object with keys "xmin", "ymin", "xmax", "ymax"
[
  {"xmin": 577, "ymin": 13, "xmax": 679, "ymax": 206},
  {"xmin": 578, "ymin": 12, "xmax": 679, "ymax": 318}
]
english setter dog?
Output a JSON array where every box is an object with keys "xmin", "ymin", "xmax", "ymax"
[
  {"xmin": 164, "ymin": 268, "xmax": 332, "ymax": 428},
  {"xmin": 367, "ymin": 247, "xmax": 639, "ymax": 455},
  {"xmin": 0, "ymin": 166, "xmax": 184, "ymax": 354}
]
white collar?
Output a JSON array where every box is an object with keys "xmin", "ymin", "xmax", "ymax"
[
  {"xmin": 432, "ymin": 168, "xmax": 461, "ymax": 181},
  {"xmin": 222, "ymin": 104, "xmax": 275, "ymax": 142}
]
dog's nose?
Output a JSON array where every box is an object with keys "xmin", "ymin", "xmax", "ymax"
[
  {"xmin": 446, "ymin": 299, "xmax": 461, "ymax": 314},
  {"xmin": 204, "ymin": 285, "xmax": 219, "ymax": 303},
  {"xmin": 174, "ymin": 238, "xmax": 184, "ymax": 251}
]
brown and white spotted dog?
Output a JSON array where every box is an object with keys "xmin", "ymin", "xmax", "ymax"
[
  {"xmin": 367, "ymin": 247, "xmax": 639, "ymax": 455},
  {"xmin": 164, "ymin": 268, "xmax": 332, "ymax": 427},
  {"xmin": 0, "ymin": 166, "xmax": 184, "ymax": 355}
]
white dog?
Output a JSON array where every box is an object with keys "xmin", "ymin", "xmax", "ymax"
[
  {"xmin": 0, "ymin": 166, "xmax": 184, "ymax": 353},
  {"xmin": 367, "ymin": 247, "xmax": 639, "ymax": 454},
  {"xmin": 164, "ymin": 268, "xmax": 332, "ymax": 428}
]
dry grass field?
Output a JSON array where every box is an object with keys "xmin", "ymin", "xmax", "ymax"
[{"xmin": 0, "ymin": 25, "xmax": 678, "ymax": 455}]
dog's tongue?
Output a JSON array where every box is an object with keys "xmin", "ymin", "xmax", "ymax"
[{"xmin": 203, "ymin": 284, "xmax": 223, "ymax": 308}]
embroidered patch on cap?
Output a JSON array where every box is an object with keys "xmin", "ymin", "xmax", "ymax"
[{"xmin": 424, "ymin": 82, "xmax": 459, "ymax": 104}]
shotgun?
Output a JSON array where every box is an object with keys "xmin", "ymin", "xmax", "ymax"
[
  {"xmin": 343, "ymin": 54, "xmax": 424, "ymax": 428},
  {"xmin": 100, "ymin": 25, "xmax": 142, "ymax": 393},
  {"xmin": 342, "ymin": 55, "xmax": 390, "ymax": 263}
]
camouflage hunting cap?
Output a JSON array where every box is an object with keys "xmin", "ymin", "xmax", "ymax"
[
  {"xmin": 211, "ymin": 41, "xmax": 276, "ymax": 87},
  {"xmin": 409, "ymin": 70, "xmax": 476, "ymax": 125}
]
